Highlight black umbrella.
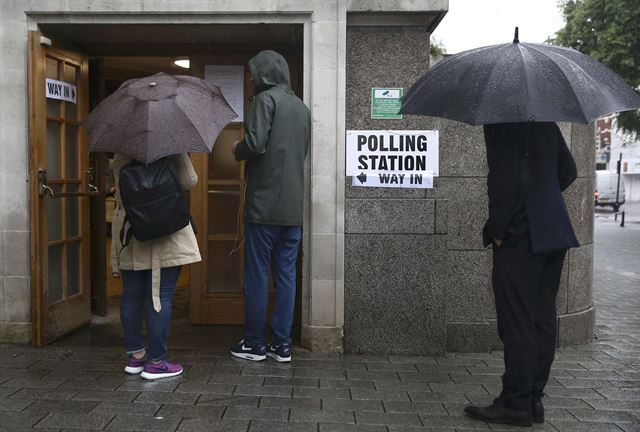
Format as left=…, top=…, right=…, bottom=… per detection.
left=401, top=28, right=640, bottom=125
left=86, top=72, right=236, bottom=164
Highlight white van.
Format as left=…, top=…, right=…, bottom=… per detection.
left=595, top=170, right=626, bottom=211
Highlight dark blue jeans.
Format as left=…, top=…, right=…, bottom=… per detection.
left=120, top=266, right=181, bottom=361
left=243, top=223, right=301, bottom=347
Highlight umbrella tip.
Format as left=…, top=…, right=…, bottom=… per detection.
left=513, top=27, right=519, bottom=43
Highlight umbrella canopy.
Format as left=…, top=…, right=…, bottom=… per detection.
left=86, top=72, right=236, bottom=164
left=401, top=28, right=640, bottom=125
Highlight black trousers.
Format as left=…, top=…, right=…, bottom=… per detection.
left=492, top=232, right=567, bottom=412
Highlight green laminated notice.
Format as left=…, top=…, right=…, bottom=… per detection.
left=371, top=87, right=403, bottom=119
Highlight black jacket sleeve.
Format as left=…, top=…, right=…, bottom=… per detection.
left=557, top=129, right=577, bottom=192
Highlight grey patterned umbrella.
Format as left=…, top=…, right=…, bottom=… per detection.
left=401, top=28, right=640, bottom=125
left=86, top=72, right=236, bottom=164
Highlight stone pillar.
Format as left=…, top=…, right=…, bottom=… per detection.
left=557, top=123, right=596, bottom=346
left=0, top=4, right=31, bottom=343
left=300, top=1, right=347, bottom=352
left=344, top=23, right=448, bottom=355
left=426, top=121, right=495, bottom=352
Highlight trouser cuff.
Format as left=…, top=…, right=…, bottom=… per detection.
left=501, top=395, right=533, bottom=413
left=150, top=355, right=167, bottom=362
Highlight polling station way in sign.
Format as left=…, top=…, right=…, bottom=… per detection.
left=346, top=130, right=439, bottom=189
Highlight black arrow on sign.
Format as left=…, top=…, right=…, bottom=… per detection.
left=357, top=172, right=367, bottom=184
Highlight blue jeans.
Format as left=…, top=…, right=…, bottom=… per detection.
left=120, top=266, right=181, bottom=361
left=243, top=223, right=301, bottom=347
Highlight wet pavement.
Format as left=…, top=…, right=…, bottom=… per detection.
left=0, top=216, right=638, bottom=431
left=597, top=202, right=640, bottom=224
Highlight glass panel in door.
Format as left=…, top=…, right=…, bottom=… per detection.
left=48, top=245, right=63, bottom=303
left=46, top=57, right=60, bottom=117
left=63, top=63, right=78, bottom=120
left=67, top=242, right=80, bottom=297
left=207, top=240, right=242, bottom=293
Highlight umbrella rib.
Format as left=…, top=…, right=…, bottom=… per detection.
left=524, top=44, right=589, bottom=124
left=174, top=98, right=216, bottom=151
left=402, top=45, right=498, bottom=110
left=517, top=43, right=532, bottom=123
left=472, top=45, right=514, bottom=125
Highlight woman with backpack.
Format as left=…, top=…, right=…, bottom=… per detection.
left=110, top=153, right=201, bottom=380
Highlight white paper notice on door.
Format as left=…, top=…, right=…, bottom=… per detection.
left=204, top=65, right=244, bottom=122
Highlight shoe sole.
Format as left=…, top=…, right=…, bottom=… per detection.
left=464, top=411, right=532, bottom=427
left=533, top=417, right=544, bottom=424
left=230, top=350, right=266, bottom=361
left=124, top=366, right=144, bottom=374
left=266, top=352, right=291, bottom=363
left=140, top=369, right=183, bottom=380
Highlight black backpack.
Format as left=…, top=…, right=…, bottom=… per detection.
left=118, top=157, right=192, bottom=245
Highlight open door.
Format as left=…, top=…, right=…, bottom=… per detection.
left=29, top=31, right=95, bottom=346
left=189, top=57, right=262, bottom=324
left=190, top=123, right=252, bottom=324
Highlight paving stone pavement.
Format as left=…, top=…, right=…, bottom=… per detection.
left=1, top=218, right=638, bottom=431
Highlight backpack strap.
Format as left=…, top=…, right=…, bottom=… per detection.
left=189, top=216, right=198, bottom=235
left=119, top=213, right=134, bottom=248
left=115, top=213, right=133, bottom=271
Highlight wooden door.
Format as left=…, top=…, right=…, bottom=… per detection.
left=28, top=32, right=94, bottom=346
left=189, top=56, right=268, bottom=325
left=190, top=124, right=254, bottom=324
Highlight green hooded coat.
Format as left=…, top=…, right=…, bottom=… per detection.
left=235, top=50, right=311, bottom=226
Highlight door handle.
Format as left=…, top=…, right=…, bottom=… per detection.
left=208, top=190, right=240, bottom=196
left=48, top=190, right=100, bottom=198
left=38, top=169, right=54, bottom=197
left=38, top=168, right=100, bottom=199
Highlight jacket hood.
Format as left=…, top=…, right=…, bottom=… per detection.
left=248, top=50, right=293, bottom=95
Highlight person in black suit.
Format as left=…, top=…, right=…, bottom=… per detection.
left=465, top=122, right=579, bottom=427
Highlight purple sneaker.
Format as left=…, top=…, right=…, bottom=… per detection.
left=124, top=354, right=148, bottom=375
left=140, top=360, right=183, bottom=380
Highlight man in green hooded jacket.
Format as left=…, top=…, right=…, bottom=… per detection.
left=230, top=50, right=310, bottom=362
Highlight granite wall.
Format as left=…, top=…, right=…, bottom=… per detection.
left=344, top=26, right=448, bottom=355
left=344, top=25, right=595, bottom=354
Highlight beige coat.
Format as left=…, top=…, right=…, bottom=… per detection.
left=110, top=153, right=201, bottom=310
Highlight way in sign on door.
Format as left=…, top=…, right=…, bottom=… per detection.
left=45, top=78, right=77, bottom=103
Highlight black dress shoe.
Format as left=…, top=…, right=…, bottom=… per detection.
left=532, top=398, right=544, bottom=423
left=464, top=399, right=533, bottom=427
